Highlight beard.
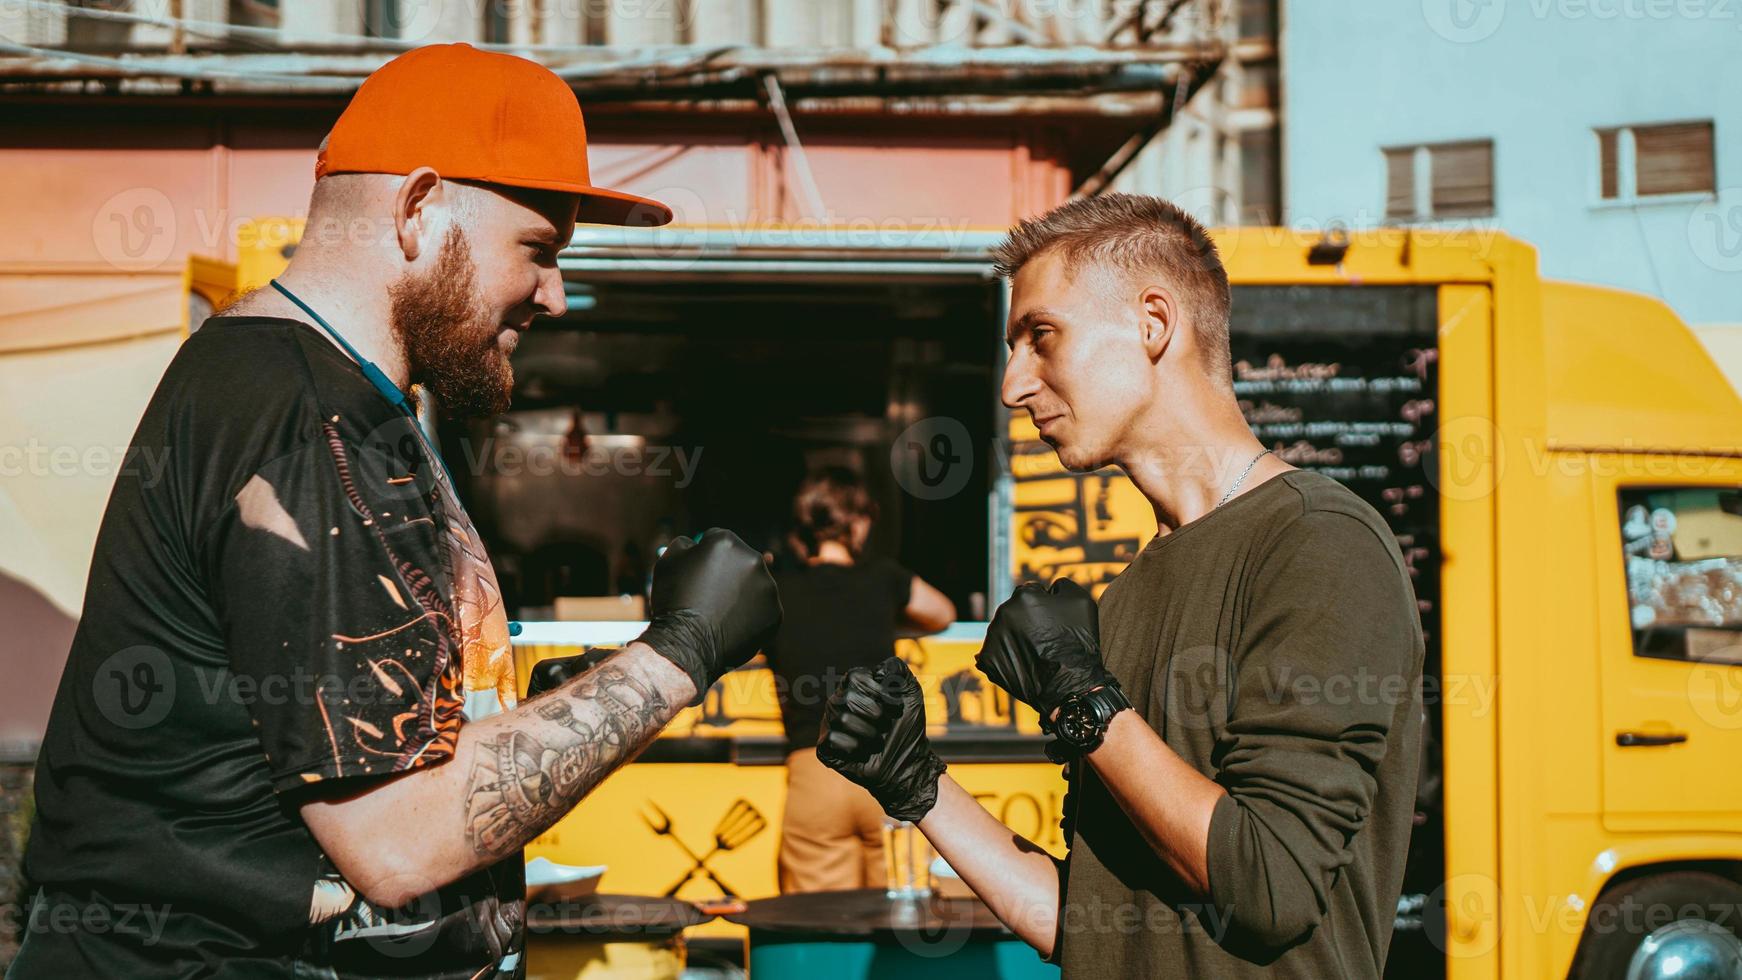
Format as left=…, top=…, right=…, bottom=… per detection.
left=388, top=226, right=513, bottom=419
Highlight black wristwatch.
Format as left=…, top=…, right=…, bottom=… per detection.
left=1049, top=683, right=1132, bottom=759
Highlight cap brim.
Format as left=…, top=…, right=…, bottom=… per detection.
left=480, top=175, right=673, bottom=227
left=577, top=184, right=674, bottom=227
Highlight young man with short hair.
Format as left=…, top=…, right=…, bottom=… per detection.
left=818, top=194, right=1424, bottom=978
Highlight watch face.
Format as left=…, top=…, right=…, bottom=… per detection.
left=1058, top=700, right=1096, bottom=745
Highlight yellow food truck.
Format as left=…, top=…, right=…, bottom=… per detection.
left=227, top=221, right=1742, bottom=979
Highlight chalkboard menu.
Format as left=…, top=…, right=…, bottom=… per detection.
left=1230, top=285, right=1445, bottom=978
left=1229, top=285, right=1440, bottom=660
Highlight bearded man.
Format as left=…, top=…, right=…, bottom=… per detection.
left=14, top=44, right=782, bottom=979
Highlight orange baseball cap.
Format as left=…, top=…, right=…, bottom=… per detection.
left=315, top=43, right=672, bottom=227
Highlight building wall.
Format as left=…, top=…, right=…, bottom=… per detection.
left=1283, top=1, right=1742, bottom=325
left=10, top=0, right=1210, bottom=51
left=1112, top=39, right=1280, bottom=226
left=1105, top=0, right=1280, bottom=224
left=0, top=110, right=1073, bottom=276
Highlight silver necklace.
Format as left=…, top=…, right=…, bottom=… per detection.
left=1217, top=449, right=1273, bottom=508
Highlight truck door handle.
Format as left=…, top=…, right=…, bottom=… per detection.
left=1615, top=731, right=1688, bottom=747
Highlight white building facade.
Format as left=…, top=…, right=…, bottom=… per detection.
left=1283, top=0, right=1741, bottom=325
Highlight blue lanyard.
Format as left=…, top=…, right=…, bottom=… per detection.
left=271, top=279, right=410, bottom=412
left=269, top=278, right=456, bottom=488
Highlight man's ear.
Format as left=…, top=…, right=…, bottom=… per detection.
left=393, top=167, right=444, bottom=262
left=1138, top=283, right=1178, bottom=362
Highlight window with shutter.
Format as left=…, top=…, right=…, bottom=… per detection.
left=66, top=0, right=134, bottom=49
left=1597, top=129, right=1621, bottom=200
left=1593, top=121, right=1715, bottom=203
left=1384, top=141, right=1493, bottom=220
left=1239, top=127, right=1279, bottom=225
left=1385, top=147, right=1417, bottom=220
left=483, top=1, right=510, bottom=43
left=1635, top=122, right=1715, bottom=197
left=364, top=0, right=400, bottom=39
left=1429, top=141, right=1495, bottom=218
left=1239, top=0, right=1277, bottom=40
left=228, top=0, right=279, bottom=30
left=1235, top=63, right=1277, bottom=110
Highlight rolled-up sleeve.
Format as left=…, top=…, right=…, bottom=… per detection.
left=1205, top=510, right=1418, bottom=949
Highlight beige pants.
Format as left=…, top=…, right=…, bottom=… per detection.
left=777, top=747, right=889, bottom=894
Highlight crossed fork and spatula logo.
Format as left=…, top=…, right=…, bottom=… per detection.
left=641, top=798, right=768, bottom=898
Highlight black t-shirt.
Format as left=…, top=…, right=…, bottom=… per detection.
left=15, top=316, right=525, bottom=978
left=764, top=558, right=915, bottom=752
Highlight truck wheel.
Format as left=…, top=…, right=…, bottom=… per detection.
left=1570, top=871, right=1742, bottom=980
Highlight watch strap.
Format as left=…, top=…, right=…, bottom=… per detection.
left=1049, top=683, right=1131, bottom=761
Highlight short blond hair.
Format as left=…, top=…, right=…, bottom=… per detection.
left=992, top=193, right=1232, bottom=383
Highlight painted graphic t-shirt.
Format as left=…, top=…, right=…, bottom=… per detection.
left=17, top=316, right=523, bottom=978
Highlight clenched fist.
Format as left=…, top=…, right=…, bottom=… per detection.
left=816, top=657, right=946, bottom=823
left=636, top=528, right=783, bottom=705
left=974, top=579, right=1116, bottom=728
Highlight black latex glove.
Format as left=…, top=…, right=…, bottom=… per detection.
left=816, top=656, right=947, bottom=823
left=636, top=528, right=783, bottom=706
left=974, top=579, right=1117, bottom=730
left=525, top=648, right=618, bottom=697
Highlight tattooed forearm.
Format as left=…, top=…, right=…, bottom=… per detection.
left=463, top=660, right=673, bottom=859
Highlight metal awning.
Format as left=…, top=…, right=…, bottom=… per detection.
left=558, top=225, right=1005, bottom=282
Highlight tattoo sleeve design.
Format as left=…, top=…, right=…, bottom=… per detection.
left=463, top=663, right=670, bottom=858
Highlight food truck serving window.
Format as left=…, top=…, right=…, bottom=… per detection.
left=445, top=273, right=1004, bottom=622
left=1620, top=486, right=1742, bottom=664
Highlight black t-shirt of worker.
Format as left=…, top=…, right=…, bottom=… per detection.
left=765, top=558, right=915, bottom=752
left=16, top=316, right=525, bottom=979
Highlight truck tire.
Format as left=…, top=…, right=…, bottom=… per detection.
left=1570, top=870, right=1742, bottom=980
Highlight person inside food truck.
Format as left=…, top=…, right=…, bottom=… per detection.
left=13, top=44, right=782, bottom=979
left=816, top=194, right=1426, bottom=978
left=763, top=466, right=956, bottom=893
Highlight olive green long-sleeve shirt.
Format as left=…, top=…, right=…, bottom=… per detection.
left=1054, top=470, right=1425, bottom=978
